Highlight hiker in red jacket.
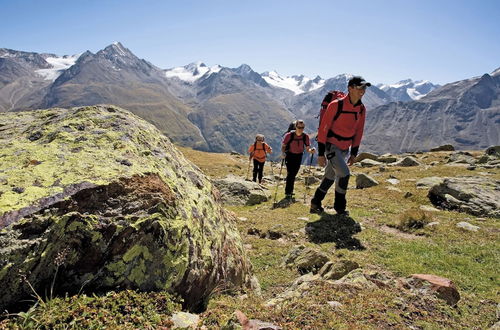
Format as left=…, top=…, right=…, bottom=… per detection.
left=310, top=76, right=370, bottom=215
left=281, top=120, right=315, bottom=201
left=248, top=134, right=272, bottom=183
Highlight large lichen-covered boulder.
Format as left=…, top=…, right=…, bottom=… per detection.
left=428, top=176, right=500, bottom=218
left=0, top=105, right=254, bottom=312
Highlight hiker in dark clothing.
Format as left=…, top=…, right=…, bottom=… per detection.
left=281, top=120, right=315, bottom=201
left=248, top=134, right=272, bottom=183
left=310, top=76, right=370, bottom=215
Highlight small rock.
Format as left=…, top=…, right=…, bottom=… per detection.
left=430, top=144, right=455, bottom=152
left=456, top=221, right=480, bottom=232
left=238, top=217, right=248, bottom=221
left=297, top=217, right=309, bottom=221
left=28, top=131, right=42, bottom=141
left=319, top=260, right=359, bottom=280
left=360, top=159, right=383, bottom=167
left=386, top=178, right=400, bottom=185
left=327, top=301, right=343, bottom=309
left=119, top=159, right=133, bottom=166
left=419, top=205, right=440, bottom=212
left=355, top=152, right=379, bottom=162
left=356, top=173, right=379, bottom=189
left=171, top=311, right=199, bottom=329
left=404, top=192, right=413, bottom=198
left=395, top=156, right=421, bottom=167
left=410, top=274, right=460, bottom=306
left=425, top=221, right=440, bottom=227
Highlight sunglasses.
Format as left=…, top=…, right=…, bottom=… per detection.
left=256, top=138, right=264, bottom=141
left=296, top=126, right=305, bottom=129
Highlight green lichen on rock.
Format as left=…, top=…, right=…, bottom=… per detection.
left=0, top=105, right=254, bottom=312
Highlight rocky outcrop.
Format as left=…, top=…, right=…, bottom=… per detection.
left=428, top=176, right=500, bottom=218
left=430, top=144, right=455, bottom=152
left=356, top=173, right=379, bottom=189
left=213, top=175, right=269, bottom=205
left=407, top=274, right=460, bottom=306
left=0, top=105, right=254, bottom=312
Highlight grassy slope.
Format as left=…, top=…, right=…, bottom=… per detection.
left=180, top=148, right=499, bottom=329
left=1, top=148, right=498, bottom=329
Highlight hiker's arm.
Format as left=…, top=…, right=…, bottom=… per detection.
left=267, top=144, right=272, bottom=154
left=350, top=110, right=366, bottom=158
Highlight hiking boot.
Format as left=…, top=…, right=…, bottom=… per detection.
left=310, top=202, right=324, bottom=214
left=336, top=210, right=350, bottom=217
left=285, top=194, right=296, bottom=202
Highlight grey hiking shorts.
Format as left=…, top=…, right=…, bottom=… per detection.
left=324, top=143, right=350, bottom=193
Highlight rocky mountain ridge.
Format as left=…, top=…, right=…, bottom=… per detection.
left=1, top=42, right=498, bottom=155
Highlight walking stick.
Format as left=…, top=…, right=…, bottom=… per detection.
left=272, top=158, right=285, bottom=208
left=245, top=156, right=252, bottom=181
left=303, top=152, right=315, bottom=203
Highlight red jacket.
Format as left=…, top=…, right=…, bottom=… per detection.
left=317, top=95, right=365, bottom=153
left=249, top=142, right=272, bottom=162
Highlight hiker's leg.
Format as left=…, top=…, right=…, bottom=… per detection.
left=258, top=161, right=264, bottom=183
left=252, top=159, right=259, bottom=182
left=285, top=153, right=301, bottom=195
left=328, top=148, right=350, bottom=213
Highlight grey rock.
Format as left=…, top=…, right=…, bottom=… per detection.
left=355, top=152, right=379, bottom=162
left=430, top=144, right=455, bottom=152
left=335, top=269, right=376, bottom=289
left=171, top=312, right=200, bottom=329
left=416, top=177, right=446, bottom=189
left=319, top=260, right=359, bottom=280
left=356, top=173, right=379, bottom=189
left=456, top=221, right=480, bottom=232
left=213, top=175, right=269, bottom=206
left=283, top=245, right=330, bottom=274
left=394, top=156, right=421, bottom=167
left=360, top=159, right=383, bottom=167
left=428, top=176, right=500, bottom=217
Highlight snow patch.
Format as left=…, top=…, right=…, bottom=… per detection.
left=261, top=70, right=324, bottom=94
left=35, top=54, right=80, bottom=81
left=165, top=62, right=222, bottom=82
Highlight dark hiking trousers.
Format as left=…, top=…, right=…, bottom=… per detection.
left=285, top=152, right=303, bottom=195
left=253, top=159, right=265, bottom=183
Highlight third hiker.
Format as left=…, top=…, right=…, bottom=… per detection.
left=248, top=134, right=272, bottom=183
left=310, top=76, right=370, bottom=215
left=281, top=120, right=315, bottom=201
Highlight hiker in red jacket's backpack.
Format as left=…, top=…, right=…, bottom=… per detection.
left=310, top=76, right=371, bottom=215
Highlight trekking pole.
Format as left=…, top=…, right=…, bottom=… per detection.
left=303, top=151, right=315, bottom=203
left=272, top=158, right=285, bottom=208
left=245, top=156, right=252, bottom=181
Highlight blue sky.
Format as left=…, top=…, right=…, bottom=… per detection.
left=1, top=0, right=499, bottom=85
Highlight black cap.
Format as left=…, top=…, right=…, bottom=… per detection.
left=348, top=76, right=371, bottom=87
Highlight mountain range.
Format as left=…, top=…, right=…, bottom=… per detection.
left=1, top=42, right=497, bottom=154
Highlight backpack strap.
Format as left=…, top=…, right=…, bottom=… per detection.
left=333, top=99, right=344, bottom=122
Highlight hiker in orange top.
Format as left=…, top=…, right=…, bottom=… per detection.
left=248, top=134, right=272, bottom=183
left=310, top=76, right=370, bottom=215
left=281, top=120, right=315, bottom=201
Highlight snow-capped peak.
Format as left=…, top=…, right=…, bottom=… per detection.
left=378, top=79, right=439, bottom=101
left=164, top=61, right=221, bottom=82
left=35, top=54, right=80, bottom=81
left=261, top=70, right=324, bottom=95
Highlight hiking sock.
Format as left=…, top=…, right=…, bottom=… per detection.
left=334, top=191, right=347, bottom=214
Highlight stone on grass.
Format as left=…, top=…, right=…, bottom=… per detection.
left=456, top=221, right=480, bottom=232
left=430, top=144, right=455, bottom=152
left=360, top=159, right=383, bottom=167
left=356, top=173, right=379, bottom=189
left=394, top=156, right=421, bottom=167
left=335, top=269, right=376, bottom=289
left=283, top=245, right=330, bottom=274
left=416, top=177, right=446, bottom=189
left=171, top=312, right=199, bottom=329
left=355, top=152, right=379, bottom=162
left=213, top=175, right=269, bottom=206
left=319, top=260, right=360, bottom=280
left=428, top=176, right=500, bottom=218
left=409, top=274, right=460, bottom=306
